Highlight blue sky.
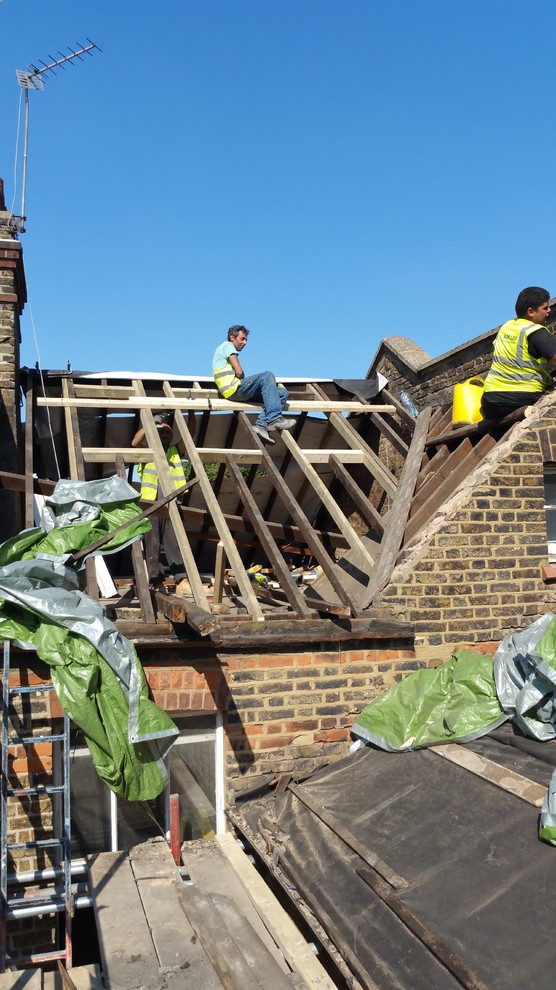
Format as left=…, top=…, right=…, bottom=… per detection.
left=1, top=0, right=555, bottom=380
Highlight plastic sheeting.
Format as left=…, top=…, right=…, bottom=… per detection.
left=492, top=611, right=556, bottom=846
left=352, top=649, right=508, bottom=751
left=352, top=613, right=556, bottom=846
left=0, top=477, right=177, bottom=801
left=0, top=475, right=151, bottom=567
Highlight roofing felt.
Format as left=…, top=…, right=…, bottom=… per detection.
left=234, top=726, right=556, bottom=990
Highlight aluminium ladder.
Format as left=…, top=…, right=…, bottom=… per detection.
left=1, top=640, right=73, bottom=972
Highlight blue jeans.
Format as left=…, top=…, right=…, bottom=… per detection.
left=232, top=372, right=288, bottom=428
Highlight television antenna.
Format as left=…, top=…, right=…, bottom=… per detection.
left=14, top=40, right=101, bottom=232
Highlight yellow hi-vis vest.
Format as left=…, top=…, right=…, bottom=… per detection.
left=138, top=446, right=186, bottom=501
left=213, top=352, right=241, bottom=398
left=483, top=318, right=553, bottom=395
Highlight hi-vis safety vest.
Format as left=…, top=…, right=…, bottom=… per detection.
left=138, top=446, right=187, bottom=501
left=483, top=318, right=553, bottom=395
left=213, top=353, right=241, bottom=398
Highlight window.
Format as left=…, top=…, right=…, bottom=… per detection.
left=67, top=712, right=224, bottom=855
left=543, top=465, right=556, bottom=562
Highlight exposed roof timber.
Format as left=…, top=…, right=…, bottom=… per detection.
left=37, top=395, right=393, bottom=414
left=23, top=372, right=416, bottom=637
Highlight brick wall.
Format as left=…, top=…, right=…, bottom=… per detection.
left=0, top=185, right=27, bottom=541
left=374, top=410, right=556, bottom=659
left=145, top=638, right=419, bottom=800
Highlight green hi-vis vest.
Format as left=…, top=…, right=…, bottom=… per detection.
left=483, top=318, right=553, bottom=395
left=213, top=356, right=241, bottom=398
left=138, top=446, right=186, bottom=501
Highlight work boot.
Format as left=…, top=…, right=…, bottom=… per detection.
left=176, top=578, right=191, bottom=597
left=268, top=416, right=296, bottom=431
left=253, top=423, right=276, bottom=444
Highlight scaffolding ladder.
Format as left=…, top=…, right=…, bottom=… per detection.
left=1, top=640, right=73, bottom=972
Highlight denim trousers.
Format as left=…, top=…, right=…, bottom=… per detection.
left=232, top=371, right=288, bottom=428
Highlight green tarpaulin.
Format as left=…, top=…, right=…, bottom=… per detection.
left=0, top=476, right=177, bottom=801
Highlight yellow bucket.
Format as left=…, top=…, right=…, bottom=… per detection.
left=452, top=377, right=484, bottom=427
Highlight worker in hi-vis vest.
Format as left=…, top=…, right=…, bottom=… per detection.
left=131, top=412, right=195, bottom=591
left=212, top=324, right=296, bottom=445
left=481, top=287, right=556, bottom=421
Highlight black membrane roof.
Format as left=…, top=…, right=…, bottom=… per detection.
left=238, top=725, right=556, bottom=990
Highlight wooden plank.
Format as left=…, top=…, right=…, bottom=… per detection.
left=367, top=409, right=409, bottom=457
left=87, top=851, right=161, bottom=990
left=154, top=591, right=187, bottom=623
left=227, top=810, right=378, bottom=990
left=81, top=447, right=366, bottom=465
left=0, top=471, right=349, bottom=552
left=308, top=384, right=398, bottom=497
left=213, top=541, right=226, bottom=604
left=0, top=470, right=57, bottom=495
left=183, top=838, right=288, bottom=971
left=328, top=454, right=384, bottom=536
left=330, top=417, right=398, bottom=496
left=24, top=377, right=35, bottom=528
left=38, top=394, right=395, bottom=414
left=225, top=454, right=314, bottom=617
left=260, top=584, right=350, bottom=617
left=132, top=381, right=209, bottom=609
left=114, top=453, right=156, bottom=624
left=185, top=602, right=222, bottom=637
left=128, top=842, right=223, bottom=990
left=210, top=614, right=414, bottom=647
left=412, top=435, right=475, bottom=507
left=177, top=886, right=266, bottom=990
left=217, top=831, right=338, bottom=990
left=62, top=378, right=99, bottom=601
left=68, top=480, right=195, bottom=563
left=360, top=406, right=432, bottom=607
left=429, top=745, right=546, bottom=807
left=425, top=406, right=525, bottom=448
left=404, top=432, right=496, bottom=546
left=163, top=382, right=264, bottom=621
left=288, top=782, right=408, bottom=890
left=238, top=412, right=359, bottom=614
left=280, top=430, right=377, bottom=574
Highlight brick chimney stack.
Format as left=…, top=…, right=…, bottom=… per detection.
left=0, top=176, right=27, bottom=540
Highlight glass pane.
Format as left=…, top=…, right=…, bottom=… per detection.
left=547, top=508, right=556, bottom=544
left=70, top=753, right=111, bottom=855
left=544, top=468, right=556, bottom=507
left=169, top=741, right=216, bottom=840
left=116, top=794, right=165, bottom=850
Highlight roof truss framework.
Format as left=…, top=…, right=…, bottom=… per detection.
left=14, top=370, right=534, bottom=643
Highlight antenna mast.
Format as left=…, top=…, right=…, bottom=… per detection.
left=15, top=40, right=101, bottom=232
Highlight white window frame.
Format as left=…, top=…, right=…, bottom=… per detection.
left=543, top=465, right=556, bottom=562
left=67, top=710, right=224, bottom=853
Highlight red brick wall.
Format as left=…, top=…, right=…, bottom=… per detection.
left=144, top=639, right=419, bottom=799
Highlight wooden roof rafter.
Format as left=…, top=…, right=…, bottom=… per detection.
left=22, top=370, right=419, bottom=643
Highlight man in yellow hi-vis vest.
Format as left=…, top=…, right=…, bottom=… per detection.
left=481, top=287, right=556, bottom=421
left=212, top=325, right=296, bottom=444
left=131, top=413, right=195, bottom=589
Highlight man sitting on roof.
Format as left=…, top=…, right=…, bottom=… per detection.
left=212, top=324, right=296, bottom=444
left=131, top=412, right=195, bottom=592
left=481, top=287, right=556, bottom=421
